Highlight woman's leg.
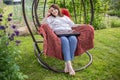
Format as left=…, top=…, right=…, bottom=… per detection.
left=60, top=36, right=71, bottom=61
left=60, top=36, right=71, bottom=73
left=68, top=36, right=77, bottom=60
left=67, top=36, right=77, bottom=75
left=60, top=36, right=76, bottom=75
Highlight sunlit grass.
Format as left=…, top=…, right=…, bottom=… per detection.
left=16, top=27, right=120, bottom=80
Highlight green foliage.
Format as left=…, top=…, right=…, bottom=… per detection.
left=92, top=14, right=104, bottom=30
left=0, top=38, right=27, bottom=80
left=0, top=8, right=27, bottom=80
left=111, top=17, right=120, bottom=28
left=110, top=0, right=120, bottom=10
left=48, top=0, right=110, bottom=29
left=108, top=0, right=120, bottom=17
left=0, top=8, right=3, bottom=13
left=107, top=10, right=120, bottom=17
left=92, top=0, right=109, bottom=29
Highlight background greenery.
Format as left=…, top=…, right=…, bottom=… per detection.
left=1, top=0, right=120, bottom=80
left=2, top=0, right=120, bottom=30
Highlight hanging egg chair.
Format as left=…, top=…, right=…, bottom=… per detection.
left=22, top=0, right=94, bottom=73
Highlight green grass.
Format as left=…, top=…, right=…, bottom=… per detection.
left=16, top=27, right=120, bottom=80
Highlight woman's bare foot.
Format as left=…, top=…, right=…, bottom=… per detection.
left=64, top=62, right=69, bottom=73
left=64, top=67, right=69, bottom=73
left=66, top=61, right=75, bottom=75
left=68, top=66, right=75, bottom=76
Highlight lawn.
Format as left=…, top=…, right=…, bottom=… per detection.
left=1, top=2, right=120, bottom=80
left=16, top=27, right=120, bottom=80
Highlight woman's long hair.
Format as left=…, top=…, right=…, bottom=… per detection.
left=49, top=4, right=63, bottom=17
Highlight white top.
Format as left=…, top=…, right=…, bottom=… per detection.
left=46, top=15, right=74, bottom=31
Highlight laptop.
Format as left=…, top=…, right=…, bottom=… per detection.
left=54, top=30, right=80, bottom=37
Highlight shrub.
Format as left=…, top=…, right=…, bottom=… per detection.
left=92, top=14, right=107, bottom=30
left=0, top=9, right=27, bottom=80
left=111, top=18, right=120, bottom=28
left=108, top=10, right=120, bottom=17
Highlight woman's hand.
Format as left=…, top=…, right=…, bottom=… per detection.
left=42, top=9, right=52, bottom=24
left=45, top=11, right=51, bottom=17
left=45, top=8, right=53, bottom=17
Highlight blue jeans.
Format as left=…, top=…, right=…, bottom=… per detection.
left=60, top=36, right=77, bottom=62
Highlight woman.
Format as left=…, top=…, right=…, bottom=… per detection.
left=42, top=4, right=78, bottom=75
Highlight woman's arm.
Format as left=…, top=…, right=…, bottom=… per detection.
left=41, top=13, right=50, bottom=24
left=64, top=16, right=82, bottom=27
left=64, top=16, right=75, bottom=27
left=41, top=9, right=52, bottom=24
left=72, top=24, right=82, bottom=27
left=41, top=16, right=48, bottom=24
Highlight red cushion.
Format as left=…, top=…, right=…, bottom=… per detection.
left=61, top=8, right=71, bottom=18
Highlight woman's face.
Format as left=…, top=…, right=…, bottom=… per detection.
left=50, top=7, right=58, bottom=17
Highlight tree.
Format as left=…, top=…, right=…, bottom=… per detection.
left=110, top=0, right=120, bottom=10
